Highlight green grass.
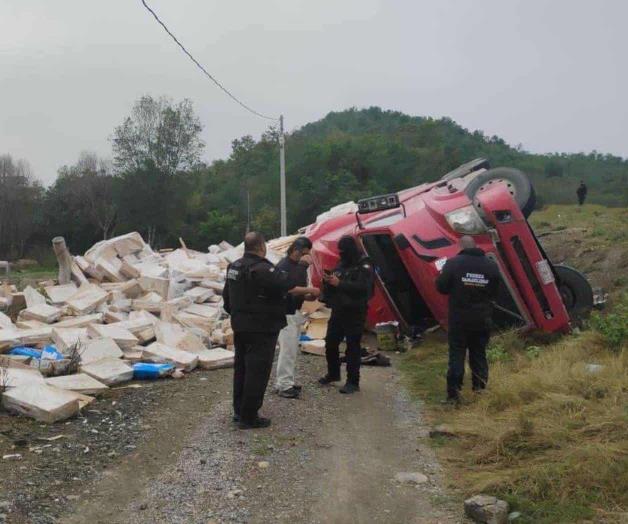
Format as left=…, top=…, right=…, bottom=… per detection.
left=4, top=266, right=57, bottom=290
left=530, top=204, right=628, bottom=247
left=400, top=326, right=628, bottom=523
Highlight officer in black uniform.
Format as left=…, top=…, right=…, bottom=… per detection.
left=223, top=232, right=319, bottom=429
left=319, top=235, right=374, bottom=394
left=436, top=236, right=499, bottom=402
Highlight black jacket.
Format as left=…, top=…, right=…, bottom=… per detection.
left=276, top=256, right=308, bottom=315
left=322, top=256, right=374, bottom=315
left=436, top=248, right=500, bottom=330
left=223, top=253, right=293, bottom=333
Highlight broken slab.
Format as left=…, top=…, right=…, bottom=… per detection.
left=45, top=373, right=109, bottom=395
left=79, top=337, right=123, bottom=365
left=138, top=276, right=169, bottom=299
left=193, top=348, right=234, bottom=370
left=120, top=260, right=140, bottom=279
left=23, top=286, right=46, bottom=308
left=55, top=313, right=103, bottom=328
left=20, top=304, right=62, bottom=324
left=44, top=283, right=78, bottom=305
left=184, top=304, right=221, bottom=320
left=15, top=319, right=49, bottom=330
left=0, top=366, right=46, bottom=388
left=51, top=328, right=89, bottom=355
left=80, top=357, right=134, bottom=386
left=95, top=256, right=124, bottom=283
left=301, top=339, right=326, bottom=356
left=184, top=287, right=214, bottom=304
left=142, top=342, right=198, bottom=372
left=87, top=324, right=138, bottom=350
left=1, top=384, right=83, bottom=423
left=66, top=284, right=108, bottom=315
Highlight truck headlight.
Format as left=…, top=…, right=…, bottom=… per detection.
left=445, top=205, right=487, bottom=234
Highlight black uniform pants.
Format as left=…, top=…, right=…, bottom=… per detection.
left=233, top=331, right=278, bottom=423
left=447, top=326, right=490, bottom=399
left=325, top=312, right=363, bottom=385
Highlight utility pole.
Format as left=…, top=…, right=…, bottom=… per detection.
left=246, top=188, right=251, bottom=233
left=279, top=114, right=287, bottom=237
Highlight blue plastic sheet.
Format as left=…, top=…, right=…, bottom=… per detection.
left=8, top=347, right=42, bottom=359
left=299, top=334, right=312, bottom=342
left=133, top=362, right=175, bottom=380
left=41, top=345, right=64, bottom=360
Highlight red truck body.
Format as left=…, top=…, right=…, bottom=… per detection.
left=304, top=162, right=587, bottom=334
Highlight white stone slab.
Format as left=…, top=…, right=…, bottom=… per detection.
left=1, top=384, right=82, bottom=423
left=80, top=358, right=134, bottom=385
left=142, top=342, right=198, bottom=372
left=45, top=373, right=109, bottom=395
left=80, top=337, right=123, bottom=365
left=44, top=283, right=78, bottom=304
left=51, top=328, right=90, bottom=354
left=20, top=304, right=62, bottom=324
left=87, top=324, right=138, bottom=350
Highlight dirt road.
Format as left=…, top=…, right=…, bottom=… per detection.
left=56, top=352, right=461, bottom=524
left=2, top=350, right=463, bottom=523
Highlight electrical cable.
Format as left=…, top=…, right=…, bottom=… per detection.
left=140, top=0, right=278, bottom=121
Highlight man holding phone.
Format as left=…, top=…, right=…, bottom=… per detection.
left=274, top=237, right=315, bottom=399
left=319, top=235, right=374, bottom=394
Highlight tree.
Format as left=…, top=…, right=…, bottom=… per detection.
left=113, top=161, right=194, bottom=247
left=0, top=155, right=44, bottom=258
left=68, top=152, right=117, bottom=239
left=112, top=95, right=204, bottom=175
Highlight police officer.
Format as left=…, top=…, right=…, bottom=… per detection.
left=319, top=235, right=374, bottom=394
left=436, top=236, right=499, bottom=402
left=223, top=232, right=319, bottom=429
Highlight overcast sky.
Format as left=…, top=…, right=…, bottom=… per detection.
left=2, top=0, right=627, bottom=184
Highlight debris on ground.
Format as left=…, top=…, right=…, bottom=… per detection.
left=0, top=231, right=299, bottom=423
left=464, top=494, right=510, bottom=524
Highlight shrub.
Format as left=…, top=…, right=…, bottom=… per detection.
left=590, top=295, right=628, bottom=351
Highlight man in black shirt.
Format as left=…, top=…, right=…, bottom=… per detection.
left=223, top=232, right=319, bottom=429
left=576, top=181, right=588, bottom=206
left=436, top=236, right=499, bottom=402
left=319, top=236, right=374, bottom=394
left=274, top=237, right=314, bottom=399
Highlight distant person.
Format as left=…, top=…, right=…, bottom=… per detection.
left=577, top=181, right=588, bottom=206
left=274, top=237, right=315, bottom=399
left=223, top=232, right=319, bottom=429
left=436, top=236, right=499, bottom=403
left=319, top=236, right=373, bottom=394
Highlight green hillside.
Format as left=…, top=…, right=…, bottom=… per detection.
left=2, top=105, right=627, bottom=260
left=199, top=107, right=627, bottom=246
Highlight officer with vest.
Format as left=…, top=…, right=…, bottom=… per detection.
left=223, top=232, right=319, bottom=429
left=436, top=236, right=499, bottom=402
left=319, top=235, right=374, bottom=394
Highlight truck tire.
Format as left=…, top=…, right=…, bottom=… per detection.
left=441, top=158, right=490, bottom=182
left=554, top=265, right=593, bottom=320
left=465, top=167, right=536, bottom=218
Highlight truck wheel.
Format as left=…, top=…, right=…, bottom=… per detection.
left=554, top=265, right=593, bottom=320
left=441, top=158, right=490, bottom=182
left=465, top=167, right=536, bottom=218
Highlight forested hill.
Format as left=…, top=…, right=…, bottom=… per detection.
left=2, top=104, right=627, bottom=259
left=201, top=107, right=627, bottom=243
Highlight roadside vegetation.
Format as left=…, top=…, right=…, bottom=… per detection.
left=2, top=105, right=627, bottom=263
left=402, top=205, right=628, bottom=523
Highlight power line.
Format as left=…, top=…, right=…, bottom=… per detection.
left=139, top=0, right=278, bottom=121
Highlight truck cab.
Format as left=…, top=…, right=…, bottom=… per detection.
left=305, top=159, right=593, bottom=334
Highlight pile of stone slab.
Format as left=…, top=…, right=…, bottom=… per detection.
left=0, top=232, right=295, bottom=424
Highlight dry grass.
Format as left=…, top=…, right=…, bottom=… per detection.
left=402, top=329, right=628, bottom=522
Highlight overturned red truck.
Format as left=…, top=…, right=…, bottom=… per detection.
left=305, top=159, right=593, bottom=334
